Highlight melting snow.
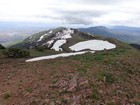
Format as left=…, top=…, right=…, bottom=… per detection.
left=47, top=40, right=54, bottom=45
left=69, top=40, right=116, bottom=51
left=51, top=40, right=66, bottom=51
left=26, top=51, right=95, bottom=62
left=37, top=33, right=48, bottom=42
left=49, top=30, right=52, bottom=34
left=53, top=28, right=73, bottom=39
left=29, top=36, right=32, bottom=39
left=61, top=34, right=72, bottom=39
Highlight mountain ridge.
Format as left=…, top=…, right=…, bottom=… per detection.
left=12, top=27, right=119, bottom=52
left=79, top=26, right=140, bottom=44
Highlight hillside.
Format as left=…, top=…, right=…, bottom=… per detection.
left=12, top=27, right=118, bottom=53
left=0, top=27, right=140, bottom=105
left=0, top=43, right=140, bottom=104
left=79, top=26, right=140, bottom=44
left=130, top=44, right=140, bottom=50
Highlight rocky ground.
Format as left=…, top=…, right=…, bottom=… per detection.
left=0, top=47, right=140, bottom=105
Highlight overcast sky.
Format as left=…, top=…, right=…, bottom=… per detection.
left=0, top=0, right=140, bottom=27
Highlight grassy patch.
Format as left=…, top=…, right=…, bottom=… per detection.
left=52, top=79, right=58, bottom=84
left=137, top=92, right=140, bottom=98
left=61, top=97, right=68, bottom=104
left=29, top=49, right=60, bottom=57
left=133, top=101, right=140, bottom=105
left=90, top=88, right=99, bottom=99
left=99, top=70, right=116, bottom=84
left=94, top=53, right=104, bottom=61
left=77, top=67, right=87, bottom=75
left=26, top=87, right=33, bottom=93
left=108, top=101, right=115, bottom=105
left=3, top=92, right=11, bottom=99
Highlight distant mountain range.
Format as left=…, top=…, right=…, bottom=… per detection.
left=79, top=26, right=140, bottom=44
left=1, top=24, right=140, bottom=47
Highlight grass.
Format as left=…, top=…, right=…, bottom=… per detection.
left=108, top=101, right=115, bottom=105
left=94, top=53, right=104, bottom=61
left=29, top=49, right=60, bottom=57
left=133, top=101, right=140, bottom=105
left=61, top=97, right=68, bottom=104
left=90, top=88, right=99, bottom=99
left=77, top=66, right=87, bottom=75
left=3, top=92, right=11, bottom=100
left=52, top=79, right=58, bottom=84
left=26, top=87, right=33, bottom=93
left=0, top=42, right=140, bottom=104
left=137, top=92, right=140, bottom=98
left=99, top=70, right=116, bottom=84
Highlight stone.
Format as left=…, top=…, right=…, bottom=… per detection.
left=67, top=75, right=78, bottom=92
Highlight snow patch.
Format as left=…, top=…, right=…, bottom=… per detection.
left=26, top=51, right=95, bottom=62
left=49, top=30, right=52, bottom=34
left=46, top=40, right=54, bottom=47
left=51, top=40, right=66, bottom=51
left=37, top=33, right=48, bottom=42
left=53, top=28, right=73, bottom=40
left=29, top=36, right=32, bottom=39
left=69, top=40, right=116, bottom=51
left=47, top=40, right=54, bottom=45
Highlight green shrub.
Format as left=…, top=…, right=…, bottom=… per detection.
left=90, top=88, right=99, bottom=99
left=3, top=48, right=30, bottom=58
left=0, top=44, right=5, bottom=49
left=35, top=46, right=44, bottom=52
left=3, top=92, right=11, bottom=99
left=99, top=70, right=115, bottom=84
left=109, top=101, right=115, bottom=105
left=26, top=87, right=33, bottom=93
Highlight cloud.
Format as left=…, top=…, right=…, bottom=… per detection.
left=70, top=0, right=122, bottom=4
left=36, top=9, right=108, bottom=25
left=63, top=16, right=92, bottom=25
left=0, top=0, right=140, bottom=26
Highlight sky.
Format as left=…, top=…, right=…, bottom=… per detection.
left=0, top=0, right=140, bottom=27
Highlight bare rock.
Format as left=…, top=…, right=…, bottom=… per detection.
left=71, top=95, right=81, bottom=105
left=78, top=80, right=89, bottom=89
left=67, top=75, right=78, bottom=92
left=50, top=101, right=55, bottom=105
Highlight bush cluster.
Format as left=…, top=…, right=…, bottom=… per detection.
left=35, top=46, right=44, bottom=52
left=3, top=48, right=30, bottom=58
left=0, top=44, right=5, bottom=49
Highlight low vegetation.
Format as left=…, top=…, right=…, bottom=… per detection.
left=3, top=92, right=11, bottom=100
left=99, top=70, right=116, bottom=84
left=0, top=45, right=140, bottom=104
left=0, top=44, right=5, bottom=49
left=3, top=48, right=30, bottom=58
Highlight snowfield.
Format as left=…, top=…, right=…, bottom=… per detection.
left=25, top=28, right=117, bottom=62
left=69, top=40, right=116, bottom=51
left=26, top=51, right=95, bottom=62
left=41, top=28, right=74, bottom=50
left=51, top=40, right=66, bottom=51
left=53, top=28, right=73, bottom=40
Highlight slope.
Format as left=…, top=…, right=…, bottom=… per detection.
left=0, top=43, right=140, bottom=105
left=11, top=27, right=118, bottom=52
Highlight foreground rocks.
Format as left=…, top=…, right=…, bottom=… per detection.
left=43, top=73, right=93, bottom=105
